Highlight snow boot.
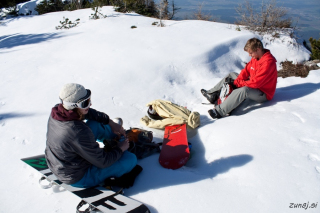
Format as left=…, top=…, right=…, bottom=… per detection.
left=201, top=89, right=219, bottom=104
left=112, top=117, right=123, bottom=126
left=104, top=165, right=143, bottom=189
left=208, top=109, right=222, bottom=119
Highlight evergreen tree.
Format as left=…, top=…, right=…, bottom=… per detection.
left=35, top=0, right=67, bottom=15
left=112, top=0, right=158, bottom=17
left=309, top=36, right=320, bottom=60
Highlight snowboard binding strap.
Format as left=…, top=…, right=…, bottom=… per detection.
left=76, top=200, right=101, bottom=213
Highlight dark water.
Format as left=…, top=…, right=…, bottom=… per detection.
left=171, top=0, right=320, bottom=44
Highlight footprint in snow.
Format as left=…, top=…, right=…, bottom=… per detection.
left=316, top=166, right=320, bottom=174
left=111, top=97, right=123, bottom=106
left=299, top=138, right=320, bottom=148
left=21, top=139, right=29, bottom=145
left=291, top=112, right=305, bottom=123
left=13, top=137, right=30, bottom=145
left=131, top=103, right=144, bottom=112
left=308, top=154, right=320, bottom=162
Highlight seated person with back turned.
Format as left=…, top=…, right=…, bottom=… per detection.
left=45, top=83, right=141, bottom=189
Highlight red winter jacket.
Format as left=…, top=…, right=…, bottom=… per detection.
left=234, top=49, right=277, bottom=100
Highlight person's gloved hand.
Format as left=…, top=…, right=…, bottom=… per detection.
left=225, top=77, right=237, bottom=89
left=225, top=77, right=234, bottom=84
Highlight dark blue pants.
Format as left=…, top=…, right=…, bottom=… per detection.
left=71, top=120, right=137, bottom=188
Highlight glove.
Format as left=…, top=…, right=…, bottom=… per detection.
left=225, top=77, right=234, bottom=84
left=225, top=77, right=237, bottom=89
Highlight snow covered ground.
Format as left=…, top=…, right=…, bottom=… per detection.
left=0, top=6, right=319, bottom=213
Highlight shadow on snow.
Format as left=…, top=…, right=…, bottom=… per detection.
left=126, top=82, right=320, bottom=206
left=0, top=112, right=33, bottom=120
left=126, top=127, right=253, bottom=210
left=205, top=36, right=251, bottom=77
left=231, top=82, right=320, bottom=116
left=0, top=33, right=64, bottom=49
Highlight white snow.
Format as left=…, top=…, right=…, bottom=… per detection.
left=0, top=5, right=319, bottom=213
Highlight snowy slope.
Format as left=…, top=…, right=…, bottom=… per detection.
left=0, top=6, right=319, bottom=213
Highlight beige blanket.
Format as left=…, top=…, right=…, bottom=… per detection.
left=140, top=99, right=200, bottom=129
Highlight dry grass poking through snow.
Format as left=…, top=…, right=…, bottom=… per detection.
left=278, top=60, right=320, bottom=78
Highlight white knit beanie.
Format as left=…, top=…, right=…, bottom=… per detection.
left=59, top=83, right=90, bottom=110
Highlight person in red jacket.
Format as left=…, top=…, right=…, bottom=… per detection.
left=201, top=38, right=278, bottom=119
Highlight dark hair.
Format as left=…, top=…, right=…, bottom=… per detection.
left=74, top=108, right=86, bottom=120
left=244, top=38, right=264, bottom=51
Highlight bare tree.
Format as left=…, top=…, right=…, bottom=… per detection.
left=167, top=0, right=180, bottom=20
left=235, top=0, right=293, bottom=34
left=157, top=0, right=168, bottom=27
left=194, top=2, right=213, bottom=21
left=156, top=0, right=180, bottom=26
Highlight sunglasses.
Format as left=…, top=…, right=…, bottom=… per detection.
left=62, top=96, right=91, bottom=109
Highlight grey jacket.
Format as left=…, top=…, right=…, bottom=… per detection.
left=45, top=107, right=123, bottom=184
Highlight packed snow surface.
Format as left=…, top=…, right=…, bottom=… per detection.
left=0, top=6, right=319, bottom=213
